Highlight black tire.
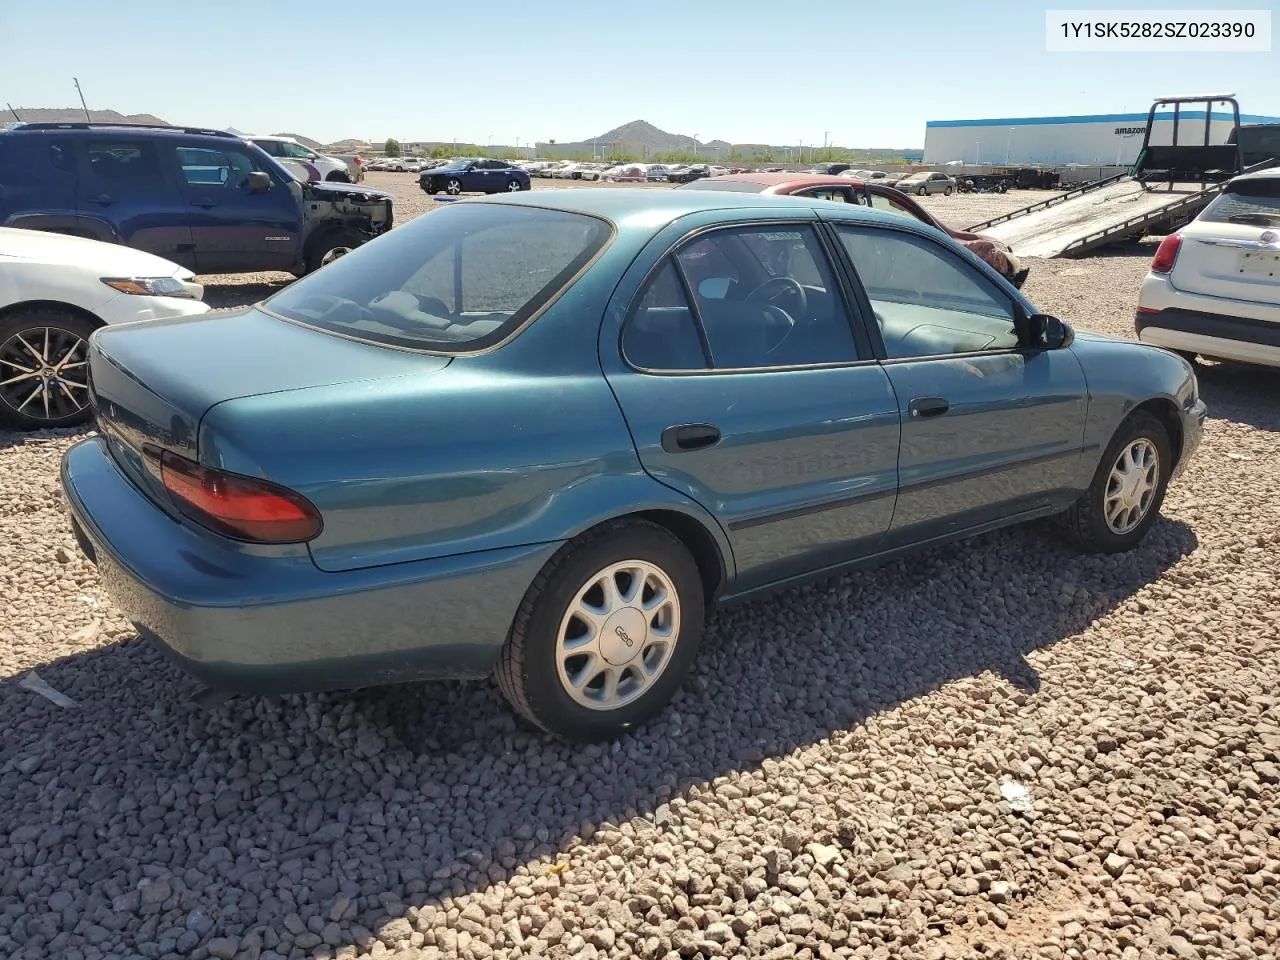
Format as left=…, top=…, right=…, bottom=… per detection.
left=944, top=186, right=953, bottom=196
left=917, top=186, right=927, bottom=196
left=506, top=179, right=524, bottom=192
left=445, top=178, right=463, bottom=196
left=1059, top=411, right=1172, bottom=554
left=304, top=227, right=366, bottom=274
left=1174, top=350, right=1201, bottom=365
left=325, top=171, right=351, bottom=183
left=0, top=306, right=99, bottom=431
left=496, top=519, right=706, bottom=742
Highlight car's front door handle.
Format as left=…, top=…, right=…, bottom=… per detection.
left=90, top=194, right=114, bottom=206
left=908, top=396, right=950, bottom=419
left=661, top=423, right=721, bottom=453
left=190, top=200, right=218, bottom=209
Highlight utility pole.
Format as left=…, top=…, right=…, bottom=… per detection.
left=73, top=77, right=90, bottom=121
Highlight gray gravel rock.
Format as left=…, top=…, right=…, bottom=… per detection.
left=1, top=184, right=1278, bottom=959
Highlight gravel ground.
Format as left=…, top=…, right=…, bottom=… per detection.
left=2, top=177, right=1279, bottom=960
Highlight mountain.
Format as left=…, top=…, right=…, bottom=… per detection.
left=270, top=131, right=323, bottom=149
left=5, top=107, right=168, bottom=125
left=592, top=119, right=705, bottom=153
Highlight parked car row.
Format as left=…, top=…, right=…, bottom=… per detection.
left=0, top=121, right=396, bottom=428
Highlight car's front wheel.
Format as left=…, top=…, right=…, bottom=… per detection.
left=0, top=306, right=97, bottom=430
left=304, top=227, right=366, bottom=274
left=1060, top=411, right=1172, bottom=553
left=445, top=178, right=463, bottom=195
left=496, top=519, right=706, bottom=742
left=507, top=179, right=523, bottom=192
left=944, top=186, right=953, bottom=196
left=917, top=186, right=927, bottom=196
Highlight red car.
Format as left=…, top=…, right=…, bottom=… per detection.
left=677, top=173, right=1028, bottom=288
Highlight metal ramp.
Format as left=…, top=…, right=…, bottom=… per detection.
left=967, top=178, right=1227, bottom=258
left=963, top=94, right=1254, bottom=258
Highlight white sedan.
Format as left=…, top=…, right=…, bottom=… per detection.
left=1137, top=168, right=1280, bottom=368
left=0, top=228, right=209, bottom=431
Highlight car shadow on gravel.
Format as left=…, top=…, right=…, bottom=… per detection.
left=1191, top=360, right=1280, bottom=432
left=0, top=517, right=1197, bottom=957
left=0, top=424, right=90, bottom=453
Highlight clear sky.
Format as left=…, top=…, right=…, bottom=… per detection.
left=2, top=0, right=1276, bottom=147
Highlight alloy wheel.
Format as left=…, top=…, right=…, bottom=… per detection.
left=507, top=179, right=522, bottom=191
left=446, top=179, right=462, bottom=195
left=320, top=245, right=353, bottom=268
left=1104, top=438, right=1160, bottom=535
left=0, top=326, right=90, bottom=423
left=555, top=559, right=680, bottom=711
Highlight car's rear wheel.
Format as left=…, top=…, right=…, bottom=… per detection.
left=325, top=171, right=351, bottom=183
left=445, top=178, right=463, bottom=195
left=944, top=186, right=953, bottom=196
left=917, top=187, right=927, bottom=196
left=0, top=307, right=97, bottom=431
left=1060, top=411, right=1171, bottom=553
left=496, top=519, right=705, bottom=742
left=305, top=227, right=366, bottom=274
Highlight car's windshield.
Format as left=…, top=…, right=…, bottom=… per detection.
left=264, top=202, right=612, bottom=352
left=439, top=159, right=473, bottom=170
left=1200, top=178, right=1280, bottom=225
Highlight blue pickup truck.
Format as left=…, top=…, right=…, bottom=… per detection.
left=0, top=123, right=393, bottom=275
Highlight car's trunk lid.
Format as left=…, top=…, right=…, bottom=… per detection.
left=1173, top=221, right=1280, bottom=307
left=90, top=306, right=448, bottom=506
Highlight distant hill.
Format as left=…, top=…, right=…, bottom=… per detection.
left=5, top=107, right=169, bottom=126
left=593, top=119, right=705, bottom=153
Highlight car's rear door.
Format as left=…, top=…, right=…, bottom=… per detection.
left=75, top=135, right=196, bottom=267
left=829, top=219, right=1089, bottom=547
left=167, top=140, right=300, bottom=274
left=601, top=213, right=901, bottom=594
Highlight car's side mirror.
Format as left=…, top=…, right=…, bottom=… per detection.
left=246, top=171, right=271, bottom=193
left=1024, top=312, right=1074, bottom=349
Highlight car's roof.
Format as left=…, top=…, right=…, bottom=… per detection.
left=1, top=123, right=240, bottom=144
left=1229, top=166, right=1280, bottom=183
left=469, top=186, right=909, bottom=230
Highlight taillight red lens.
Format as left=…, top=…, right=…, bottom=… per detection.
left=1151, top=233, right=1182, bottom=274
left=151, top=448, right=322, bottom=543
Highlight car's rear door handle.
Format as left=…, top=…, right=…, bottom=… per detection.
left=908, top=397, right=950, bottom=419
left=661, top=423, right=721, bottom=453
left=90, top=194, right=114, bottom=206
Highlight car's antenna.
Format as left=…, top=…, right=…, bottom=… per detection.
left=73, top=77, right=91, bottom=121
left=6, top=103, right=20, bottom=122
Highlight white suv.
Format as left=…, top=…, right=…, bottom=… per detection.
left=246, top=135, right=350, bottom=182
left=1137, top=168, right=1280, bottom=368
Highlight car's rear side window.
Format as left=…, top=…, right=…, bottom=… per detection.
left=264, top=202, right=612, bottom=352
left=85, top=140, right=160, bottom=181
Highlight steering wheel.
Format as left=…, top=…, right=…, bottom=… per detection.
left=745, top=276, right=807, bottom=320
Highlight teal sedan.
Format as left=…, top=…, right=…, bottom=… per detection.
left=60, top=189, right=1206, bottom=742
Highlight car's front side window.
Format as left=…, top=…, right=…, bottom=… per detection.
left=624, top=225, right=860, bottom=371
left=836, top=226, right=1019, bottom=359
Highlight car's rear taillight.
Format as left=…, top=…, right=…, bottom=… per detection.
left=1151, top=233, right=1182, bottom=274
left=354, top=156, right=362, bottom=165
left=145, top=446, right=322, bottom=543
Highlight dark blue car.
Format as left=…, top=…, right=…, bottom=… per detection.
left=61, top=189, right=1205, bottom=742
left=419, top=157, right=531, bottom=195
left=0, top=122, right=393, bottom=276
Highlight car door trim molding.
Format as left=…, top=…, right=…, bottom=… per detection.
left=727, top=485, right=898, bottom=531
left=897, top=445, right=1090, bottom=496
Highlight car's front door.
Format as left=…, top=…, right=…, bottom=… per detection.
left=74, top=136, right=196, bottom=267
left=168, top=142, right=301, bottom=274
left=602, top=218, right=901, bottom=593
left=831, top=222, right=1089, bottom=546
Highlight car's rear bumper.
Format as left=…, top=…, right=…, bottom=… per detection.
left=60, top=436, right=558, bottom=694
left=1136, top=305, right=1280, bottom=368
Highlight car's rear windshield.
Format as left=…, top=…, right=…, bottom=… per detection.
left=1200, top=177, right=1280, bottom=225
left=263, top=202, right=612, bottom=352
left=674, top=180, right=765, bottom=192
